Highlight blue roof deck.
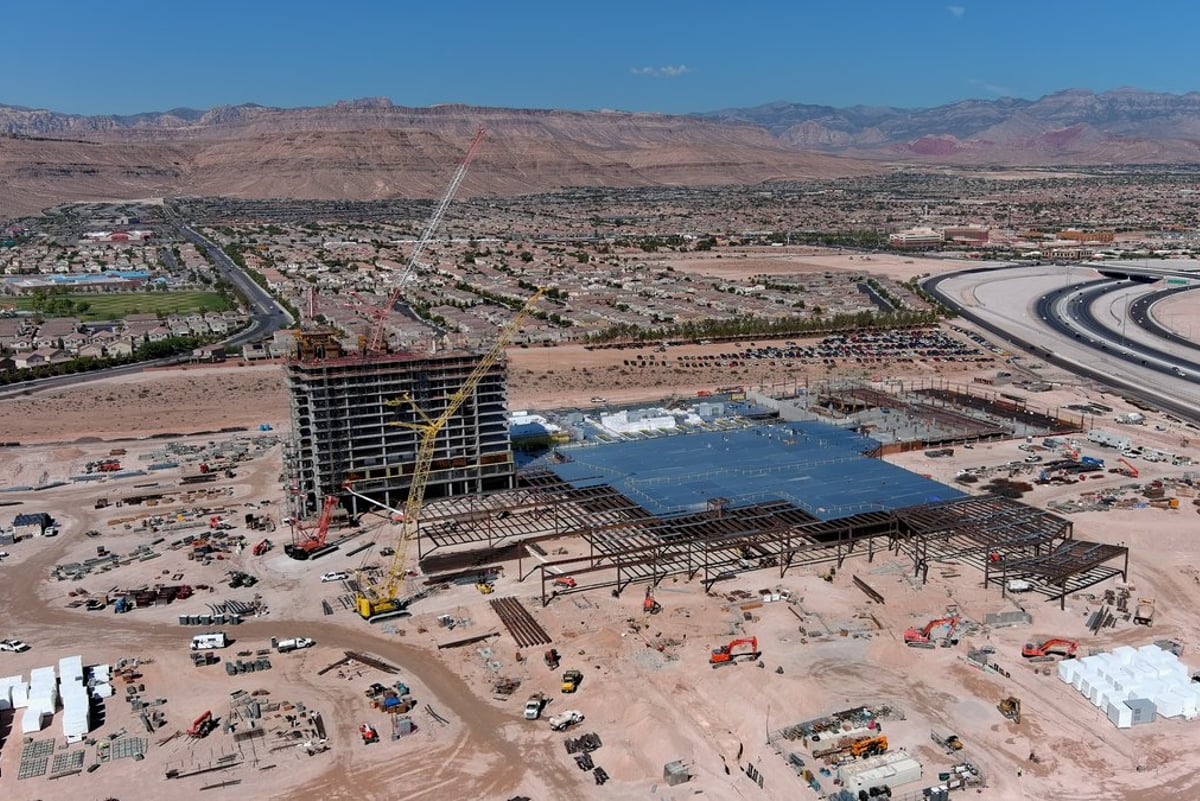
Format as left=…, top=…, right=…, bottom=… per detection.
left=540, top=422, right=962, bottom=519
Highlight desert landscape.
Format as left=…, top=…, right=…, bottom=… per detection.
left=8, top=4, right=1200, bottom=800
left=3, top=250, right=1200, bottom=801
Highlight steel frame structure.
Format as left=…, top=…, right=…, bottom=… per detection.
left=404, top=471, right=1130, bottom=610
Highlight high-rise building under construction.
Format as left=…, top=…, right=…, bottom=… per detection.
left=284, top=330, right=514, bottom=518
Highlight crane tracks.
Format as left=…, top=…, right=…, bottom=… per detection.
left=489, top=596, right=552, bottom=647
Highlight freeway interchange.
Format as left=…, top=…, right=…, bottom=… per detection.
left=925, top=261, right=1200, bottom=425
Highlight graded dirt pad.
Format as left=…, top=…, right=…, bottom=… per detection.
left=0, top=363, right=289, bottom=445
left=10, top=425, right=1200, bottom=801
left=1150, top=290, right=1200, bottom=337
left=660, top=250, right=966, bottom=282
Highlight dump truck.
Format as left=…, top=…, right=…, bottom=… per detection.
left=1133, top=598, right=1156, bottom=626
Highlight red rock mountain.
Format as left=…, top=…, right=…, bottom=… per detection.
left=0, top=100, right=877, bottom=218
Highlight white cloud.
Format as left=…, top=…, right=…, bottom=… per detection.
left=630, top=65, right=691, bottom=78
left=946, top=5, right=965, bottom=16
left=969, top=78, right=1014, bottom=96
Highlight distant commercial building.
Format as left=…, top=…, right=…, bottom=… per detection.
left=82, top=230, right=153, bottom=243
left=943, top=226, right=990, bottom=245
left=1043, top=243, right=1089, bottom=261
left=889, top=228, right=944, bottom=249
left=284, top=330, right=514, bottom=517
left=1059, top=229, right=1115, bottom=244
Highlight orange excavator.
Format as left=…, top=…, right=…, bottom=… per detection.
left=709, top=636, right=761, bottom=668
left=903, top=616, right=959, bottom=649
left=1022, top=638, right=1078, bottom=660
left=1117, top=457, right=1139, bottom=478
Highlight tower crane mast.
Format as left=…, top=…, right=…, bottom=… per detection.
left=365, top=126, right=487, bottom=354
left=350, top=288, right=546, bottom=621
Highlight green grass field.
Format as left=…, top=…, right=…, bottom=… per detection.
left=6, top=291, right=234, bottom=321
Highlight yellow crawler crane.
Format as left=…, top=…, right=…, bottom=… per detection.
left=351, top=289, right=545, bottom=622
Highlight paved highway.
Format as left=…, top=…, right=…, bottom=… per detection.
left=172, top=220, right=294, bottom=347
left=1035, top=280, right=1200, bottom=379
left=925, top=265, right=1200, bottom=425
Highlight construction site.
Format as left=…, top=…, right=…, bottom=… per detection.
left=5, top=372, right=1200, bottom=801
left=6, top=135, right=1200, bottom=801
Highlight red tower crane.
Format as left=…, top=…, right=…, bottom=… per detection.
left=364, top=127, right=487, bottom=355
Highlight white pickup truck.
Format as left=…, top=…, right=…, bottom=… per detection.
left=548, top=710, right=585, bottom=731
left=276, top=637, right=316, bottom=653
left=523, top=693, right=545, bottom=720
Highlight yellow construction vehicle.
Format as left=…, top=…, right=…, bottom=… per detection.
left=561, top=668, right=583, bottom=693
left=349, top=289, right=545, bottom=622
left=850, top=735, right=888, bottom=758
left=998, top=696, right=1021, bottom=724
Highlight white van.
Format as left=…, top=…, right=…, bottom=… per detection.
left=190, top=632, right=229, bottom=650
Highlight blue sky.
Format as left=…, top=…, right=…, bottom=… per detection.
left=4, top=1, right=1198, bottom=116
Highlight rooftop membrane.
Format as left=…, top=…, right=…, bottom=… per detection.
left=544, top=422, right=963, bottom=519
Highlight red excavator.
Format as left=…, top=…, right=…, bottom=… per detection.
left=252, top=538, right=272, bottom=556
left=284, top=495, right=339, bottom=560
left=904, top=616, right=959, bottom=649
left=643, top=585, right=662, bottom=615
left=1117, top=457, right=1139, bottom=478
left=1022, top=638, right=1078, bottom=660
left=709, top=636, right=761, bottom=668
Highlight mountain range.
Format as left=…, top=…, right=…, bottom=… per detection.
left=2, top=88, right=1199, bottom=218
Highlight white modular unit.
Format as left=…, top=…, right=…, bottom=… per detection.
left=19, top=705, right=49, bottom=734
left=1106, top=701, right=1133, bottom=728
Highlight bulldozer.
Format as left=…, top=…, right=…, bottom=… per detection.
left=998, top=696, right=1021, bottom=724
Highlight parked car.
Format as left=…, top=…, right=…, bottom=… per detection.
left=321, top=571, right=350, bottom=583
left=0, top=639, right=30, bottom=652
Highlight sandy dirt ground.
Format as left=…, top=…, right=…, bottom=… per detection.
left=6, top=411, right=1200, bottom=801
left=658, top=249, right=967, bottom=283
left=1148, top=289, right=1200, bottom=338
left=4, top=255, right=1200, bottom=801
